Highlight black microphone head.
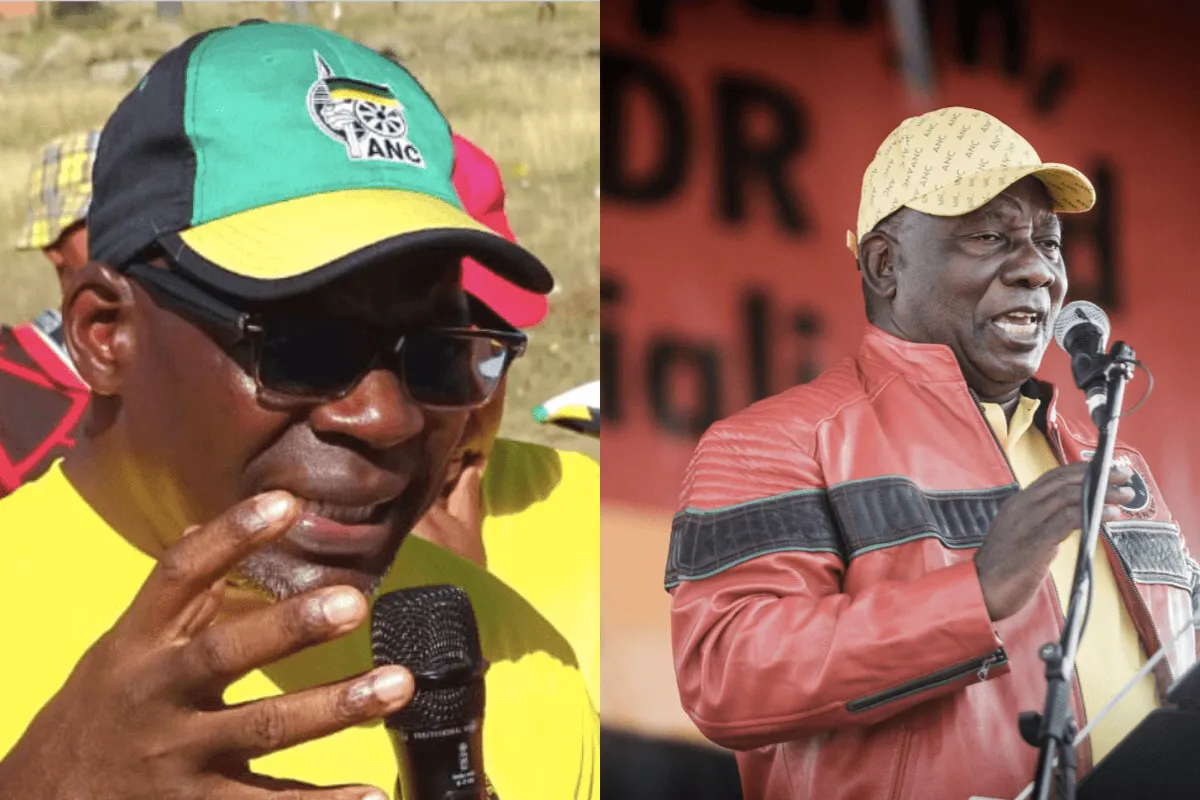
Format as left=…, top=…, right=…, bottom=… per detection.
left=1053, top=300, right=1110, bottom=353
left=371, top=585, right=485, bottom=732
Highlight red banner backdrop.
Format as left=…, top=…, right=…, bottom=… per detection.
left=601, top=0, right=1200, bottom=742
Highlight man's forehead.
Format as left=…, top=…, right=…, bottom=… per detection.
left=953, top=180, right=1060, bottom=226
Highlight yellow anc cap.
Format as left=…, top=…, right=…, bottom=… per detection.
left=847, top=107, right=1096, bottom=261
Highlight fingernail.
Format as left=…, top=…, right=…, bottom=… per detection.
left=362, top=791, right=388, bottom=800
left=321, top=590, right=362, bottom=626
left=370, top=667, right=412, bottom=703
left=252, top=492, right=293, bottom=529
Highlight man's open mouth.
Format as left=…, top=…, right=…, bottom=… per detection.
left=991, top=309, right=1043, bottom=339
left=281, top=495, right=403, bottom=559
left=294, top=497, right=391, bottom=526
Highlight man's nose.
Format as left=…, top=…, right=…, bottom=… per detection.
left=308, top=368, right=425, bottom=450
left=1003, top=239, right=1058, bottom=290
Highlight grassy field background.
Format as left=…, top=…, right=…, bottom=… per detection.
left=0, top=1, right=598, bottom=458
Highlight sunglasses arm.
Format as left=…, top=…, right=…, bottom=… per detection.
left=124, top=261, right=254, bottom=338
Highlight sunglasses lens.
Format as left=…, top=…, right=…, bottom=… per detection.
left=258, top=319, right=376, bottom=398
left=403, top=333, right=510, bottom=408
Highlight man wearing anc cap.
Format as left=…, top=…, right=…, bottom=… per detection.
left=0, top=21, right=593, bottom=800
left=668, top=107, right=1200, bottom=799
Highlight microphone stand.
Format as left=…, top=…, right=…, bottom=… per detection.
left=1018, top=341, right=1138, bottom=800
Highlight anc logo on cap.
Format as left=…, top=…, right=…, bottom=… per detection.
left=306, top=52, right=425, bottom=167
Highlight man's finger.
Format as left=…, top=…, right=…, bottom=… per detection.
left=1101, top=503, right=1125, bottom=522
left=1106, top=485, right=1137, bottom=505
left=230, top=772, right=388, bottom=800
left=124, top=492, right=299, bottom=639
left=1022, top=463, right=1087, bottom=500
left=175, top=576, right=228, bottom=639
left=1109, top=463, right=1134, bottom=483
left=175, top=587, right=367, bottom=695
left=210, top=665, right=414, bottom=760
left=1045, top=505, right=1083, bottom=545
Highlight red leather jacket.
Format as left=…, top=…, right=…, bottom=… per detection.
left=668, top=325, right=1200, bottom=800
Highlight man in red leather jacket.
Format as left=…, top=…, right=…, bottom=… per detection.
left=668, top=107, right=1200, bottom=800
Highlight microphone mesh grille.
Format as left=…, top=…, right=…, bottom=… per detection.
left=371, top=585, right=485, bottom=731
left=1053, top=300, right=1110, bottom=351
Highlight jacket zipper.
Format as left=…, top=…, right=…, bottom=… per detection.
left=847, top=650, right=1008, bottom=713
left=967, top=388, right=1019, bottom=482
left=971, top=390, right=1094, bottom=763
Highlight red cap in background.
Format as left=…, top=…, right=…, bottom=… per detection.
left=452, top=133, right=550, bottom=329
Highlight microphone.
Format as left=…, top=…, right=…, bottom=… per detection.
left=372, top=585, right=495, bottom=800
left=1053, top=300, right=1112, bottom=427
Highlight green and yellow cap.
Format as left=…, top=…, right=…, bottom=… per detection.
left=89, top=20, right=552, bottom=301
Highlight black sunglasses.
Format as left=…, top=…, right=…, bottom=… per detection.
left=124, top=262, right=528, bottom=408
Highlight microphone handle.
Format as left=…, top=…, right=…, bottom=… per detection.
left=1084, top=382, right=1107, bottom=428
left=1064, top=324, right=1110, bottom=428
left=390, top=718, right=491, bottom=800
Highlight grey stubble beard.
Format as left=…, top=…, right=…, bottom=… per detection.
left=231, top=549, right=386, bottom=602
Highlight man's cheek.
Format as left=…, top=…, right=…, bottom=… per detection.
left=433, top=411, right=470, bottom=475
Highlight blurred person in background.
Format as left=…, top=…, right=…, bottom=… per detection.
left=0, top=21, right=594, bottom=800
left=401, top=132, right=601, bottom=795
left=667, top=107, right=1199, bottom=799
left=532, top=379, right=600, bottom=437
left=14, top=130, right=96, bottom=297
left=0, top=130, right=97, bottom=497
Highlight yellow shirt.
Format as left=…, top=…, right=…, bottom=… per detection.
left=981, top=398, right=1157, bottom=763
left=0, top=438, right=599, bottom=799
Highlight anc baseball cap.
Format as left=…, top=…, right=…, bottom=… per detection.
left=452, top=133, right=548, bottom=328
left=848, top=106, right=1096, bottom=262
left=17, top=129, right=100, bottom=251
left=88, top=20, right=553, bottom=302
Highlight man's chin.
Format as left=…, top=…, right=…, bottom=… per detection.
left=969, top=359, right=1043, bottom=400
left=230, top=546, right=394, bottom=601
left=965, top=337, right=1046, bottom=388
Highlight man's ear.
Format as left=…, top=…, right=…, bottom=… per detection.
left=64, top=262, right=137, bottom=397
left=42, top=243, right=66, bottom=271
left=858, top=229, right=900, bottom=309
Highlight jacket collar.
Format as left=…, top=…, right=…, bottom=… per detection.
left=859, top=323, right=964, bottom=383
left=858, top=323, right=1063, bottom=429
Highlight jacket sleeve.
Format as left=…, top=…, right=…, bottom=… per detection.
left=667, top=415, right=1007, bottom=751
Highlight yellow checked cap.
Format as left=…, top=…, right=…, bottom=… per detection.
left=16, top=130, right=100, bottom=251
left=847, top=107, right=1095, bottom=259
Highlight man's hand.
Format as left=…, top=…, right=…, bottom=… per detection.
left=975, top=462, right=1136, bottom=621
left=411, top=462, right=486, bottom=566
left=0, top=492, right=411, bottom=800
